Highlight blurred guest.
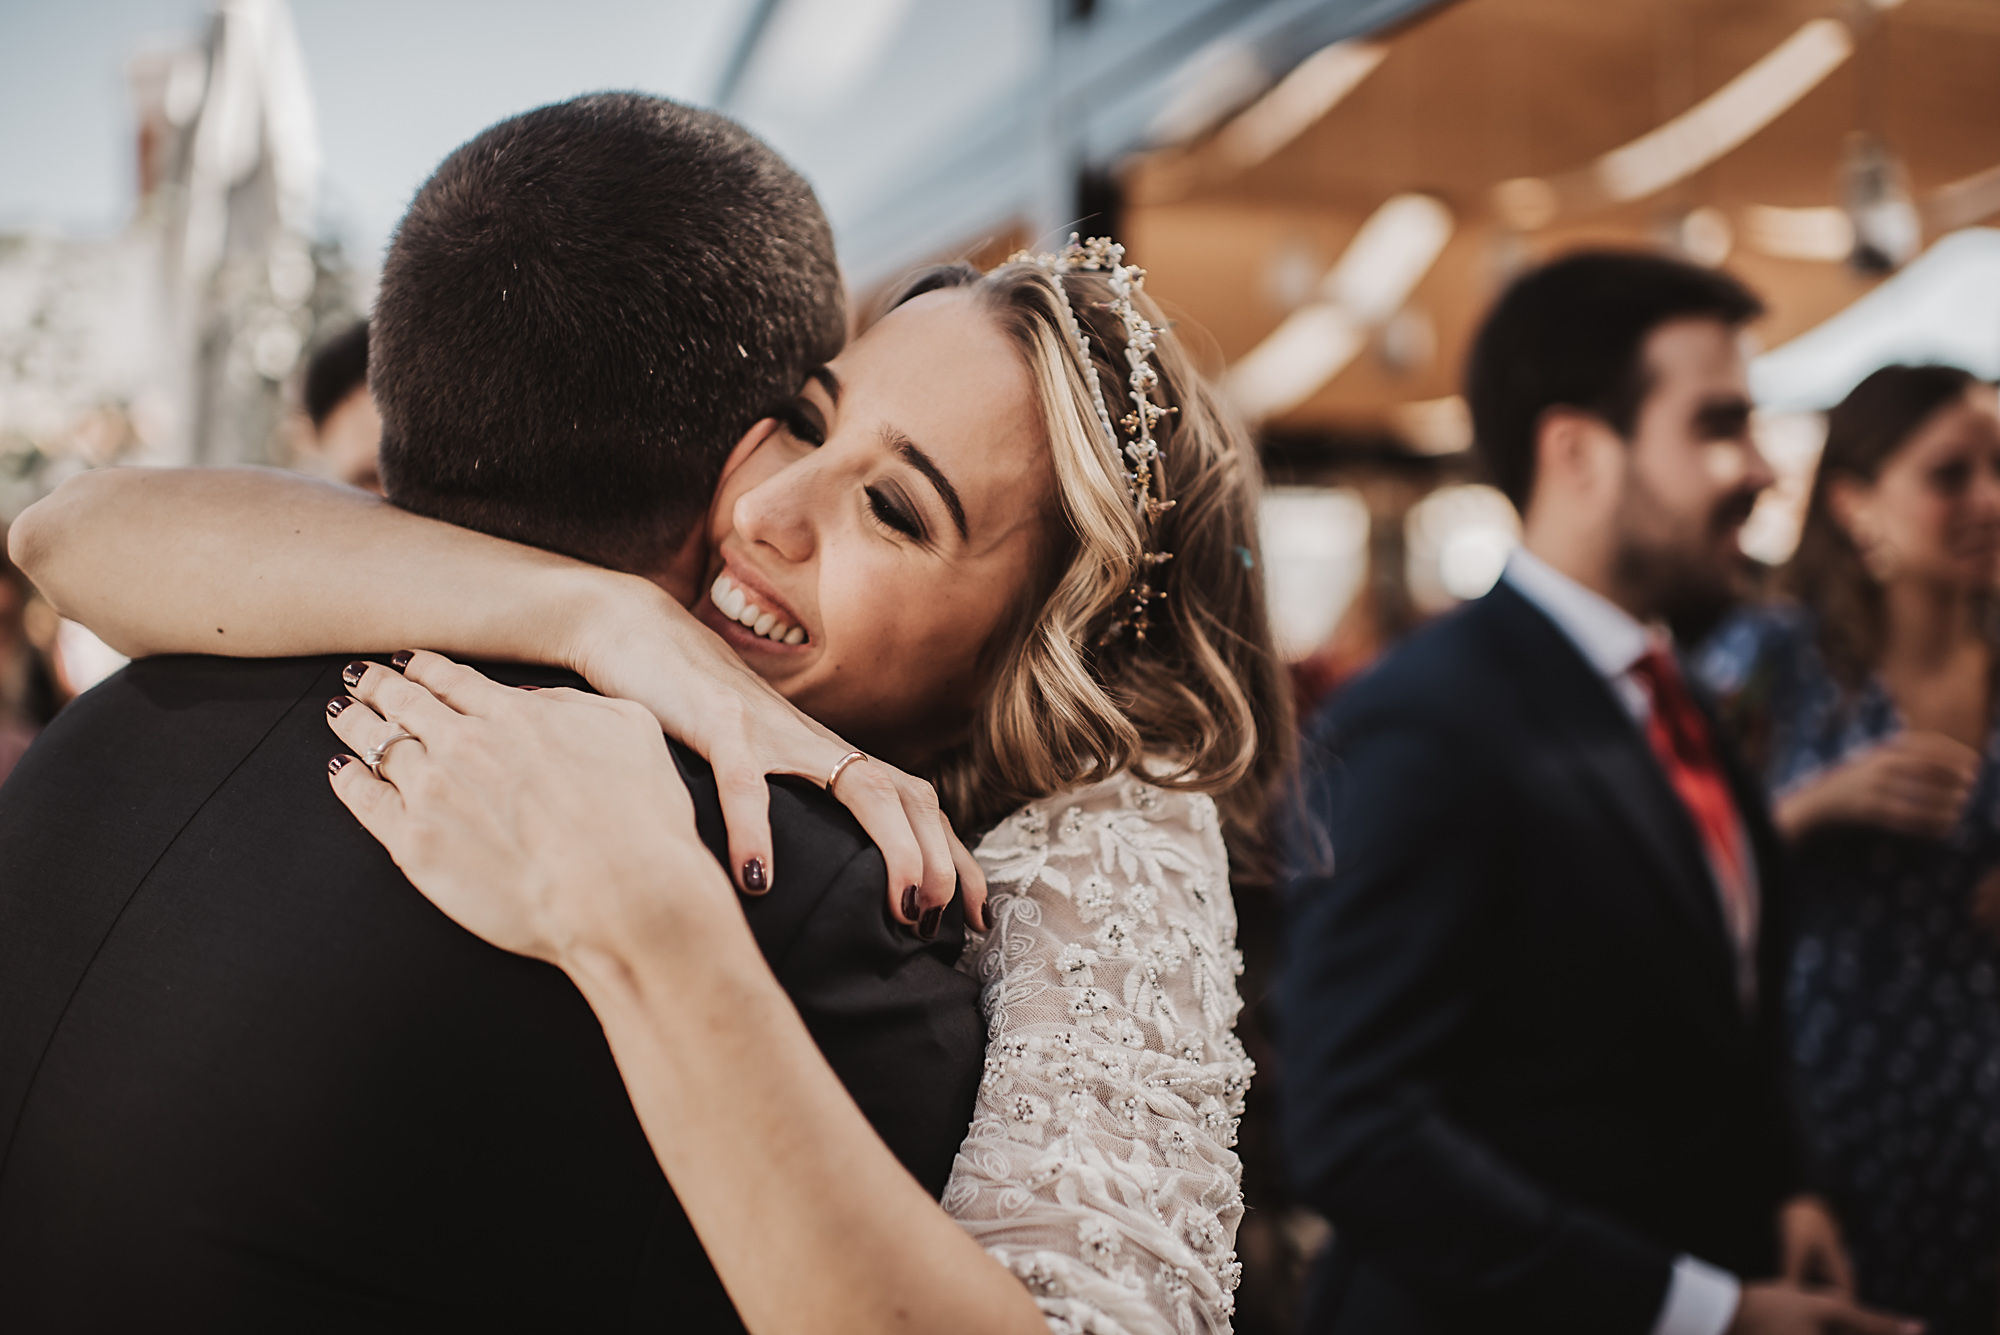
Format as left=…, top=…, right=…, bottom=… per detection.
left=0, top=532, right=63, bottom=786
left=1288, top=578, right=1403, bottom=720
left=1280, top=252, right=1913, bottom=1335
left=1699, top=364, right=2000, bottom=1332
left=297, top=320, right=380, bottom=492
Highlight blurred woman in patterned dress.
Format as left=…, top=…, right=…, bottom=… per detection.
left=1698, top=364, right=2000, bottom=1331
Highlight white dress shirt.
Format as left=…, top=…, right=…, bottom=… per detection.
left=1500, top=548, right=1745, bottom=1335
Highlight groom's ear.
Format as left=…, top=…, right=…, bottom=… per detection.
left=717, top=418, right=780, bottom=489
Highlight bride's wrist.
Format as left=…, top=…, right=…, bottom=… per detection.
left=543, top=829, right=738, bottom=953
left=559, top=571, right=681, bottom=690
left=564, top=575, right=758, bottom=754
left=554, top=854, right=756, bottom=1001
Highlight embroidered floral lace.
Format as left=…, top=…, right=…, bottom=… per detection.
left=943, top=774, right=1251, bottom=1335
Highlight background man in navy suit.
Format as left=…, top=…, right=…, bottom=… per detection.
left=1280, top=252, right=1918, bottom=1335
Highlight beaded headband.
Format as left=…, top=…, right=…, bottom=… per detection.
left=1012, top=234, right=1176, bottom=644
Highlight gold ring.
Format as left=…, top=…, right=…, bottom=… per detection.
left=826, top=750, right=868, bottom=793
left=362, top=730, right=419, bottom=775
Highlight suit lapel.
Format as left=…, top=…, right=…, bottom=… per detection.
left=1479, top=584, right=1743, bottom=1020
left=1698, top=683, right=1791, bottom=1008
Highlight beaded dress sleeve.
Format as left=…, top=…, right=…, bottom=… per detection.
left=942, top=774, right=1252, bottom=1335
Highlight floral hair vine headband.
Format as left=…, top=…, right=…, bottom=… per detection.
left=1012, top=234, right=1176, bottom=644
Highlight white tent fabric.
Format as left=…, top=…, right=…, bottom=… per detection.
left=1751, top=228, right=2000, bottom=411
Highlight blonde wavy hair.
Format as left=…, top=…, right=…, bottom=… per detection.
left=880, top=258, right=1293, bottom=857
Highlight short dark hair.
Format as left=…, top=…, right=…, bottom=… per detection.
left=372, top=93, right=844, bottom=572
left=1466, top=250, right=1763, bottom=511
left=301, top=320, right=368, bottom=429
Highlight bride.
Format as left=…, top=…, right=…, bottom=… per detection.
left=14, top=241, right=1291, bottom=1334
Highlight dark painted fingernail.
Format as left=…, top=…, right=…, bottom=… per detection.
left=326, top=696, right=352, bottom=717
left=341, top=661, right=369, bottom=689
left=918, top=904, right=943, bottom=940
left=741, top=858, right=768, bottom=895
left=900, top=885, right=919, bottom=922
left=328, top=754, right=355, bottom=775
left=390, top=650, right=414, bottom=672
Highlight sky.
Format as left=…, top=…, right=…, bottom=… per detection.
left=0, top=0, right=749, bottom=270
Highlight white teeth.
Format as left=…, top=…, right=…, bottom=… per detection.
left=711, top=572, right=805, bottom=645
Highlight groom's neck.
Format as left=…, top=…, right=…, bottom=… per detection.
left=630, top=524, right=708, bottom=609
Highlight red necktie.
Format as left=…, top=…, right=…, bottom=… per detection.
left=1628, top=649, right=1756, bottom=960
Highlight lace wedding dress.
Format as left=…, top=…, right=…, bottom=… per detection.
left=943, top=773, right=1252, bottom=1335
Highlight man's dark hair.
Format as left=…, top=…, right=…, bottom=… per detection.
left=301, top=320, right=369, bottom=430
left=1466, top=250, right=1763, bottom=511
left=372, top=92, right=844, bottom=573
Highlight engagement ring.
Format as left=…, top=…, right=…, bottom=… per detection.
left=362, top=730, right=419, bottom=775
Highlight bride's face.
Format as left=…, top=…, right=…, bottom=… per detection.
left=694, top=288, right=1055, bottom=764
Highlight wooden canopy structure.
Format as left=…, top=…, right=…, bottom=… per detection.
left=1120, top=0, right=2000, bottom=445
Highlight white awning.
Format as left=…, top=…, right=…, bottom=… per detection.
left=1752, top=227, right=2000, bottom=411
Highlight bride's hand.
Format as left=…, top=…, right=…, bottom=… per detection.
left=570, top=584, right=987, bottom=931
left=323, top=654, right=737, bottom=965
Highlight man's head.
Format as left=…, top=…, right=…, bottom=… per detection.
left=1467, top=249, right=1771, bottom=625
left=372, top=93, right=844, bottom=589
left=300, top=320, right=381, bottom=493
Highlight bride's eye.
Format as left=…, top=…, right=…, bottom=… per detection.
left=866, top=484, right=923, bottom=540
left=778, top=399, right=826, bottom=447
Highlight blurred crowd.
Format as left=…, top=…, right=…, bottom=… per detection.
left=1251, top=248, right=2000, bottom=1335
left=0, top=317, right=378, bottom=789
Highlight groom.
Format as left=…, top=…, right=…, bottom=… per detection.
left=0, top=95, right=983, bottom=1330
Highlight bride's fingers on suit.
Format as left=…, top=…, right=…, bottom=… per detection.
left=395, top=651, right=521, bottom=718
left=714, top=756, right=776, bottom=896
left=343, top=661, right=462, bottom=738
left=324, top=695, right=427, bottom=783
left=832, top=762, right=929, bottom=925
left=894, top=775, right=958, bottom=936
left=326, top=749, right=407, bottom=845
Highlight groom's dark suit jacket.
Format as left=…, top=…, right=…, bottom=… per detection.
left=1279, top=582, right=1800, bottom=1335
left=0, top=653, right=984, bottom=1333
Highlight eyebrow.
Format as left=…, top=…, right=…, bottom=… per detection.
left=1695, top=395, right=1754, bottom=436
left=887, top=429, right=968, bottom=540
left=809, top=365, right=840, bottom=401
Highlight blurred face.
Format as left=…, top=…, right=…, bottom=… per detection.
left=316, top=387, right=383, bottom=493
left=693, top=289, right=1055, bottom=765
left=1832, top=385, right=2000, bottom=593
left=1610, top=317, right=1774, bottom=624
left=0, top=573, right=22, bottom=638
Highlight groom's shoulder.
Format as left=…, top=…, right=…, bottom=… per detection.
left=462, top=661, right=915, bottom=959
left=664, top=743, right=890, bottom=945
left=463, top=660, right=879, bottom=889
left=67, top=650, right=343, bottom=722
left=3, top=652, right=350, bottom=811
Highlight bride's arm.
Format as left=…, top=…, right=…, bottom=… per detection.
left=11, top=465, right=639, bottom=664
left=325, top=654, right=1046, bottom=1335
left=944, top=779, right=1252, bottom=1334
left=7, top=466, right=973, bottom=919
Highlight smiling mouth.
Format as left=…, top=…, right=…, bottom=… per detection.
left=710, top=572, right=807, bottom=646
